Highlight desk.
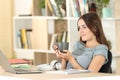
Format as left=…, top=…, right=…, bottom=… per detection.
left=0, top=69, right=117, bottom=80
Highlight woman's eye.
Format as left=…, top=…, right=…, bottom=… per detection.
left=83, top=24, right=88, bottom=28
left=78, top=25, right=87, bottom=31
left=77, top=27, right=80, bottom=31
left=82, top=26, right=87, bottom=28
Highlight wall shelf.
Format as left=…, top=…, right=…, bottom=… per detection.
left=13, top=0, right=120, bottom=67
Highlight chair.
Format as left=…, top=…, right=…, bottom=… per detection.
left=99, top=50, right=112, bottom=73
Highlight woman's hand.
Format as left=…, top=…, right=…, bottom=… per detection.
left=52, top=44, right=62, bottom=59
left=60, top=50, right=74, bottom=61
left=52, top=44, right=74, bottom=61
left=54, top=50, right=63, bottom=59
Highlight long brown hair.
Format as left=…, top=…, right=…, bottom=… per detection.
left=77, top=12, right=110, bottom=50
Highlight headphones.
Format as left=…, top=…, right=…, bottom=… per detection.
left=50, top=60, right=61, bottom=70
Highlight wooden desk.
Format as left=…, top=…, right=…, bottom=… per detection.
left=0, top=69, right=117, bottom=80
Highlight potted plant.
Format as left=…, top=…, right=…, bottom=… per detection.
left=38, top=0, right=45, bottom=16
left=95, top=0, right=111, bottom=17
left=102, top=1, right=112, bottom=18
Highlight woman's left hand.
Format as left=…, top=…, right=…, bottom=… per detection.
left=59, top=50, right=74, bottom=61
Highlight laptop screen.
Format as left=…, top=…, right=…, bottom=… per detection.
left=0, top=50, right=16, bottom=73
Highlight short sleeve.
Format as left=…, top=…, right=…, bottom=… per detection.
left=93, top=45, right=108, bottom=64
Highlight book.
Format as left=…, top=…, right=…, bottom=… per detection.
left=9, top=59, right=31, bottom=69
left=79, top=0, right=89, bottom=15
left=26, top=29, right=32, bottom=49
left=20, top=29, right=28, bottom=48
left=9, top=59, right=29, bottom=64
left=62, top=31, right=68, bottom=42
left=46, top=0, right=56, bottom=16
left=49, top=34, right=58, bottom=50
left=75, top=0, right=81, bottom=16
left=46, top=0, right=55, bottom=15
left=49, top=0, right=66, bottom=17
left=17, top=31, right=22, bottom=48
left=70, top=0, right=80, bottom=17
left=19, top=28, right=32, bottom=49
left=57, top=32, right=63, bottom=42
left=50, top=0, right=60, bottom=16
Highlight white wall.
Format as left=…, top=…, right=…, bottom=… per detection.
left=14, top=0, right=33, bottom=16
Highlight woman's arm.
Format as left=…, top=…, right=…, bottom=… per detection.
left=88, top=55, right=105, bottom=72
left=60, top=50, right=84, bottom=70
left=69, top=57, right=84, bottom=69
left=54, top=50, right=85, bottom=70
left=69, top=55, right=105, bottom=72
left=61, top=59, right=67, bottom=70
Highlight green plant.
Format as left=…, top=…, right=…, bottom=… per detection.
left=96, top=0, right=110, bottom=7
left=95, top=0, right=110, bottom=17
left=38, top=0, right=45, bottom=9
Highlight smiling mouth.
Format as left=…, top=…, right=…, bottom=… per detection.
left=81, top=34, right=86, bottom=37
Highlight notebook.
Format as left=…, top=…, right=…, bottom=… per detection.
left=0, top=50, right=43, bottom=74
left=46, top=69, right=91, bottom=75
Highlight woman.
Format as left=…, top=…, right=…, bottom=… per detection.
left=54, top=12, right=110, bottom=72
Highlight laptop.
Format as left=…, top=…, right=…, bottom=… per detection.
left=0, top=50, right=43, bottom=74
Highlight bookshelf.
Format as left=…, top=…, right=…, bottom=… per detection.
left=13, top=0, right=120, bottom=66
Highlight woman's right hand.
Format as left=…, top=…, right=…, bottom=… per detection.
left=54, top=50, right=63, bottom=59
left=53, top=43, right=63, bottom=59
left=52, top=44, right=60, bottom=58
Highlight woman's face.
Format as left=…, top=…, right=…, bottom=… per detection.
left=78, top=19, right=96, bottom=42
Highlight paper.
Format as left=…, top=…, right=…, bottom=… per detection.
left=46, top=69, right=91, bottom=75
